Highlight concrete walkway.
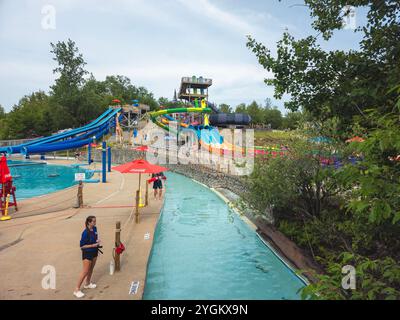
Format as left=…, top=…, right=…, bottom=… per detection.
left=0, top=160, right=164, bottom=300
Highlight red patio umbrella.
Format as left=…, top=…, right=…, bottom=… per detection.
left=112, top=99, right=121, bottom=104
left=113, top=159, right=167, bottom=174
left=113, top=159, right=168, bottom=221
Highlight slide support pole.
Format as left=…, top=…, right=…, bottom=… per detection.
left=107, top=147, right=112, bottom=172
left=102, top=141, right=107, bottom=183
left=88, top=144, right=92, bottom=165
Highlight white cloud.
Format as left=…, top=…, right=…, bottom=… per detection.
left=0, top=0, right=283, bottom=111
left=89, top=60, right=274, bottom=108
left=177, top=0, right=255, bottom=35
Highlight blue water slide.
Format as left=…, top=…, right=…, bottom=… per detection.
left=21, top=124, right=111, bottom=155
left=31, top=120, right=113, bottom=148
left=209, top=127, right=224, bottom=144
left=21, top=116, right=117, bottom=155
left=45, top=115, right=117, bottom=146
left=30, top=108, right=115, bottom=143
left=4, top=108, right=120, bottom=154
left=1, top=108, right=116, bottom=153
left=8, top=108, right=115, bottom=152
left=149, top=111, right=224, bottom=146
left=1, top=112, right=113, bottom=154
left=164, top=114, right=176, bottom=121
left=22, top=137, right=94, bottom=155
left=26, top=108, right=118, bottom=146
left=188, top=125, right=223, bottom=145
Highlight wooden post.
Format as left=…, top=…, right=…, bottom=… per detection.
left=145, top=179, right=149, bottom=206
left=78, top=181, right=83, bottom=208
left=135, top=190, right=140, bottom=223
left=1, top=184, right=5, bottom=215
left=115, top=221, right=121, bottom=272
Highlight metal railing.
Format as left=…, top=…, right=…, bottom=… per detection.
left=181, top=77, right=212, bottom=85
left=0, top=138, right=37, bottom=147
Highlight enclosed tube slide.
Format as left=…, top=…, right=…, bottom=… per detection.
left=207, top=102, right=251, bottom=126
left=209, top=113, right=251, bottom=126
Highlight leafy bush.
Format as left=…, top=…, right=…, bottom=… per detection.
left=244, top=114, right=400, bottom=299
left=302, top=253, right=400, bottom=300
left=246, top=139, right=342, bottom=222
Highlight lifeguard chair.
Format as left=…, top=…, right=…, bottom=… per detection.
left=0, top=155, right=18, bottom=217
left=1, top=180, right=18, bottom=215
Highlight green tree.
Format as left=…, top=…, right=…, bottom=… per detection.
left=0, top=39, right=164, bottom=139
left=247, top=1, right=400, bottom=135
left=50, top=39, right=88, bottom=125
left=4, top=92, right=54, bottom=139
left=158, top=97, right=170, bottom=107
left=0, top=105, right=5, bottom=119
left=157, top=97, right=184, bottom=109
left=263, top=107, right=283, bottom=129
left=235, top=103, right=246, bottom=113
left=219, top=103, right=232, bottom=113
left=0, top=105, right=6, bottom=140
left=77, top=75, right=108, bottom=126
left=101, top=75, right=158, bottom=110
left=282, top=111, right=302, bottom=130
left=246, top=101, right=264, bottom=124
left=246, top=1, right=400, bottom=299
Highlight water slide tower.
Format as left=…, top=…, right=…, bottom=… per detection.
left=178, top=76, right=212, bottom=103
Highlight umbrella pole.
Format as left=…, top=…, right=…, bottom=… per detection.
left=139, top=172, right=142, bottom=206
left=145, top=174, right=149, bottom=206
left=1, top=184, right=5, bottom=216
left=135, top=189, right=140, bottom=223
left=135, top=173, right=141, bottom=223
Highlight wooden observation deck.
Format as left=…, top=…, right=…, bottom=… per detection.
left=178, top=76, right=212, bottom=102
left=111, top=104, right=150, bottom=130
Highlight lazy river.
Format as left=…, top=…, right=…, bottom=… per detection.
left=143, top=172, right=306, bottom=300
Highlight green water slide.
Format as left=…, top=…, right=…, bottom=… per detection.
left=149, top=107, right=211, bottom=132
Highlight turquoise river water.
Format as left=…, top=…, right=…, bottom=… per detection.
left=143, top=172, right=305, bottom=300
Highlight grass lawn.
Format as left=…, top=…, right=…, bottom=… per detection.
left=254, top=130, right=303, bottom=148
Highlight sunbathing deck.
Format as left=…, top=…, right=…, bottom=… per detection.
left=0, top=159, right=164, bottom=300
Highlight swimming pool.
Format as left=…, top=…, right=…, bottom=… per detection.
left=143, top=172, right=306, bottom=300
left=7, top=160, right=89, bottom=200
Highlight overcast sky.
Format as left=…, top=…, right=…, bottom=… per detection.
left=0, top=0, right=365, bottom=113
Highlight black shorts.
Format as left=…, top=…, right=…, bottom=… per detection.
left=82, top=250, right=98, bottom=261
left=153, top=180, right=163, bottom=189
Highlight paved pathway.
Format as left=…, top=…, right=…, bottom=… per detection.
left=0, top=160, right=164, bottom=300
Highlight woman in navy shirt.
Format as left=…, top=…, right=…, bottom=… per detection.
left=73, top=215, right=100, bottom=298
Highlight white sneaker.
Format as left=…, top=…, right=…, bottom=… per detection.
left=84, top=283, right=97, bottom=289
left=73, top=290, right=85, bottom=298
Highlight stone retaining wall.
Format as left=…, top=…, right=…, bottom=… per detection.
left=92, top=148, right=247, bottom=196
left=165, top=164, right=246, bottom=197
